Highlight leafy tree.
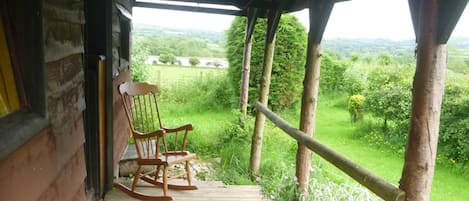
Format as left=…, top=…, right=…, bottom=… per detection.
left=348, top=95, right=365, bottom=123
left=365, top=65, right=413, bottom=129
left=159, top=53, right=177, bottom=64
left=376, top=52, right=393, bottom=66
left=343, top=64, right=368, bottom=96
left=439, top=72, right=469, bottom=164
left=189, top=57, right=200, bottom=66
left=226, top=14, right=307, bottom=111
left=213, top=60, right=222, bottom=68
left=350, top=53, right=360, bottom=62
left=131, top=37, right=150, bottom=82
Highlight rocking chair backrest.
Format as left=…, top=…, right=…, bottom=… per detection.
left=119, top=82, right=165, bottom=160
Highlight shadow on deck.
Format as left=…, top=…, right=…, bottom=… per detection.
left=104, top=179, right=267, bottom=201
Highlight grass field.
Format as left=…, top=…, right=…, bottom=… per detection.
left=154, top=65, right=469, bottom=200
left=146, top=64, right=227, bottom=88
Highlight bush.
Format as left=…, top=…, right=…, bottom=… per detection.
left=159, top=53, right=177, bottom=64
left=158, top=75, right=235, bottom=111
left=439, top=72, right=469, bottom=164
left=258, top=163, right=379, bottom=201
left=189, top=57, right=200, bottom=66
left=343, top=64, right=368, bottom=96
left=365, top=65, right=414, bottom=131
left=319, top=53, right=348, bottom=92
left=226, top=14, right=307, bottom=111
left=131, top=37, right=150, bottom=82
left=348, top=95, right=365, bottom=123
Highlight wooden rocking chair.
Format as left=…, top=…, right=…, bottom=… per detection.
left=115, top=81, right=197, bottom=201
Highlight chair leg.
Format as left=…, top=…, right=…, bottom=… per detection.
left=131, top=165, right=142, bottom=191
left=163, top=166, right=169, bottom=196
left=155, top=165, right=161, bottom=182
left=185, top=161, right=192, bottom=186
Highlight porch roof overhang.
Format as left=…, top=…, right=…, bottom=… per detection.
left=134, top=0, right=349, bottom=17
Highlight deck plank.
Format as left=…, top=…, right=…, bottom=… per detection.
left=105, top=180, right=267, bottom=201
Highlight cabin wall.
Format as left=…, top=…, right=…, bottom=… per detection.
left=112, top=0, right=133, bottom=171
left=0, top=0, right=87, bottom=200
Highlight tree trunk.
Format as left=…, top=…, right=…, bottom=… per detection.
left=297, top=43, right=321, bottom=193
left=400, top=1, right=447, bottom=200
left=240, top=37, right=253, bottom=121
left=249, top=36, right=276, bottom=177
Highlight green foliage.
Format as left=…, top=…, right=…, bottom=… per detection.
left=376, top=53, right=393, bottom=66
left=189, top=57, right=200, bottom=66
left=159, top=53, right=177, bottom=64
left=226, top=14, right=307, bottom=111
left=221, top=110, right=254, bottom=144
left=349, top=55, right=469, bottom=166
left=319, top=53, right=348, bottom=92
left=133, top=24, right=226, bottom=58
left=447, top=45, right=469, bottom=74
left=212, top=60, right=222, bottom=68
left=365, top=65, right=414, bottom=132
left=348, top=95, right=365, bottom=123
left=343, top=64, right=368, bottom=95
left=439, top=72, right=469, bottom=164
left=131, top=37, right=150, bottom=82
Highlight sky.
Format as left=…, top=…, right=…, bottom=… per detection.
left=133, top=0, right=469, bottom=40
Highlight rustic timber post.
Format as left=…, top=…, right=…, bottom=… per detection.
left=297, top=0, right=334, bottom=193
left=240, top=8, right=258, bottom=121
left=401, top=1, right=467, bottom=201
left=249, top=8, right=282, bottom=177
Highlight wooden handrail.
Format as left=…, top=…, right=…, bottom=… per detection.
left=254, top=101, right=405, bottom=201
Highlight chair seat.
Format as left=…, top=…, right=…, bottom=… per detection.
left=138, top=152, right=196, bottom=166
left=118, top=81, right=197, bottom=199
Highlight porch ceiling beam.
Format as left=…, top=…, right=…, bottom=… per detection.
left=309, top=0, right=335, bottom=43
left=409, top=0, right=468, bottom=43
left=134, top=1, right=246, bottom=16
left=265, top=8, right=282, bottom=43
left=436, top=0, right=467, bottom=43
left=245, top=8, right=259, bottom=41
left=139, top=0, right=246, bottom=8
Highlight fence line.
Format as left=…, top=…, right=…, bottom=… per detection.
left=254, top=101, right=405, bottom=201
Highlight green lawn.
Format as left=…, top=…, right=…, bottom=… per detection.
left=154, top=65, right=469, bottom=200
left=146, top=64, right=226, bottom=88
left=282, top=94, right=469, bottom=201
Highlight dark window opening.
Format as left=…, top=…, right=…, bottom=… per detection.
left=0, top=0, right=47, bottom=161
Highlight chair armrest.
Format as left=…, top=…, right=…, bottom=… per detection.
left=132, top=129, right=166, bottom=139
left=162, top=124, right=193, bottom=133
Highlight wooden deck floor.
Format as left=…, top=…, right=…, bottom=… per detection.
left=105, top=180, right=267, bottom=201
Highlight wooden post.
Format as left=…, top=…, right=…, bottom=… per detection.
left=240, top=8, right=258, bottom=121
left=297, top=0, right=334, bottom=193
left=401, top=1, right=467, bottom=200
left=249, top=8, right=281, bottom=177
left=255, top=102, right=405, bottom=201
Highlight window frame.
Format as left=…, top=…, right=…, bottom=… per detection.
left=0, top=0, right=48, bottom=161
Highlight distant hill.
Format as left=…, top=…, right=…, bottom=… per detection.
left=323, top=37, right=469, bottom=59
left=133, top=23, right=226, bottom=58
left=323, top=38, right=415, bottom=58
left=132, top=23, right=468, bottom=60
left=133, top=23, right=225, bottom=46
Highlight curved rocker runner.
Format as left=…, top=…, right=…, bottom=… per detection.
left=116, top=82, right=198, bottom=200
